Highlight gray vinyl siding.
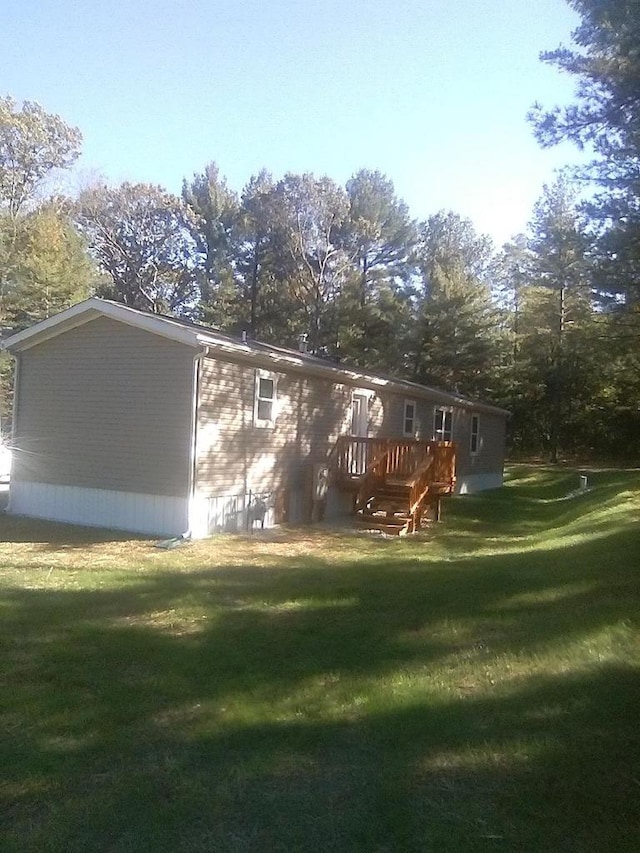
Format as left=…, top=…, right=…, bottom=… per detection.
left=12, top=316, right=195, bottom=496
left=370, top=392, right=506, bottom=476
left=196, top=356, right=351, bottom=499
left=377, top=395, right=434, bottom=440
left=453, top=409, right=506, bottom=477
left=196, top=356, right=507, bottom=500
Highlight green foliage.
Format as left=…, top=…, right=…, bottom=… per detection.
left=519, top=180, right=595, bottom=459
left=180, top=165, right=418, bottom=367
left=413, top=261, right=501, bottom=396
left=1, top=467, right=639, bottom=851
left=411, top=212, right=501, bottom=397
left=0, top=204, right=96, bottom=429
left=0, top=95, right=81, bottom=220
left=2, top=204, right=96, bottom=329
left=0, top=97, right=90, bottom=429
left=76, top=182, right=204, bottom=317
left=337, top=271, right=413, bottom=373
left=0, top=97, right=90, bottom=330
left=344, top=170, right=417, bottom=287
left=336, top=169, right=417, bottom=371
left=530, top=0, right=640, bottom=459
left=182, top=162, right=238, bottom=325
left=530, top=0, right=640, bottom=305
left=0, top=349, right=12, bottom=428
left=234, top=170, right=301, bottom=342
left=531, top=0, right=640, bottom=157
left=4, top=82, right=640, bottom=462
left=278, top=174, right=350, bottom=350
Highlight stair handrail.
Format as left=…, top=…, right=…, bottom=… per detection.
left=407, top=452, right=436, bottom=516
left=426, top=440, right=457, bottom=490
left=355, top=448, right=390, bottom=511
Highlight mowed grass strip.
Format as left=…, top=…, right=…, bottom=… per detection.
left=1, top=466, right=639, bottom=852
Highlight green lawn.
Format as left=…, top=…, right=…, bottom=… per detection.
left=1, top=466, right=639, bottom=852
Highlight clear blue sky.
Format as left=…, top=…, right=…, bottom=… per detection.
left=2, top=0, right=583, bottom=246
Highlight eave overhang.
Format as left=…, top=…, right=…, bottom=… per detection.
left=1, top=298, right=510, bottom=418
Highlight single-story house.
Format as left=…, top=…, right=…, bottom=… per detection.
left=2, top=298, right=509, bottom=537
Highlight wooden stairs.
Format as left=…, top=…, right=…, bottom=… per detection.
left=335, top=438, right=456, bottom=535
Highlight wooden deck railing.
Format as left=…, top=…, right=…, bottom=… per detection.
left=335, top=436, right=455, bottom=484
left=334, top=436, right=456, bottom=532
left=335, top=436, right=428, bottom=480
left=424, top=440, right=456, bottom=489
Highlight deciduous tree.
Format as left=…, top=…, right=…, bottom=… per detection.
left=0, top=96, right=81, bottom=221
left=2, top=202, right=96, bottom=329
left=77, top=182, right=204, bottom=317
left=273, top=173, right=350, bottom=352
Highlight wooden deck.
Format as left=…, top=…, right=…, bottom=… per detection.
left=333, top=437, right=456, bottom=535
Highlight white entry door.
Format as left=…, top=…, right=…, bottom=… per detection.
left=351, top=393, right=368, bottom=437
left=350, top=393, right=369, bottom=474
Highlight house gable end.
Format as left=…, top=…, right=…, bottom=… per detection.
left=2, top=298, right=202, bottom=353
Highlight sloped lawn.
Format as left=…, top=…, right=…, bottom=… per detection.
left=1, top=466, right=639, bottom=852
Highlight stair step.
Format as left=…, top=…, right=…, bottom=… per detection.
left=374, top=492, right=409, bottom=502
left=361, top=510, right=411, bottom=520
left=358, top=509, right=412, bottom=523
left=368, top=499, right=408, bottom=512
left=354, top=517, right=409, bottom=533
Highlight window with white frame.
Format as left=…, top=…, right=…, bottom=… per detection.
left=403, top=399, right=416, bottom=437
left=470, top=414, right=480, bottom=454
left=433, top=407, right=453, bottom=442
left=254, top=369, right=277, bottom=428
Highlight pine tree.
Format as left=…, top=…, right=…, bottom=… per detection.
left=411, top=212, right=500, bottom=398
left=182, top=162, right=238, bottom=326
left=336, top=170, right=416, bottom=372
left=531, top=0, right=640, bottom=305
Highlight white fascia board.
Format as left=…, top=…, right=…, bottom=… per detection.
left=1, top=297, right=508, bottom=418
left=196, top=335, right=391, bottom=389
left=1, top=301, right=101, bottom=351
left=93, top=300, right=201, bottom=348
left=2, top=297, right=202, bottom=352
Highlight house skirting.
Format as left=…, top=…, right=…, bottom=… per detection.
left=456, top=471, right=504, bottom=494
left=188, top=484, right=352, bottom=537
left=189, top=491, right=272, bottom=537
left=8, top=474, right=505, bottom=537
left=9, top=481, right=189, bottom=537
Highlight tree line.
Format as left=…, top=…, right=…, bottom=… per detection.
left=1, top=0, right=638, bottom=461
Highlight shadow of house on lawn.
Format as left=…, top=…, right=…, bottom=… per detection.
left=1, top=511, right=639, bottom=852
left=0, top=511, right=150, bottom=545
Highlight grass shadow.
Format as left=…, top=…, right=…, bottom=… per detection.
left=1, top=465, right=639, bottom=851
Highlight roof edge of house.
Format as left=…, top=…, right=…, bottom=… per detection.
left=1, top=298, right=202, bottom=352
left=2, top=298, right=510, bottom=417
